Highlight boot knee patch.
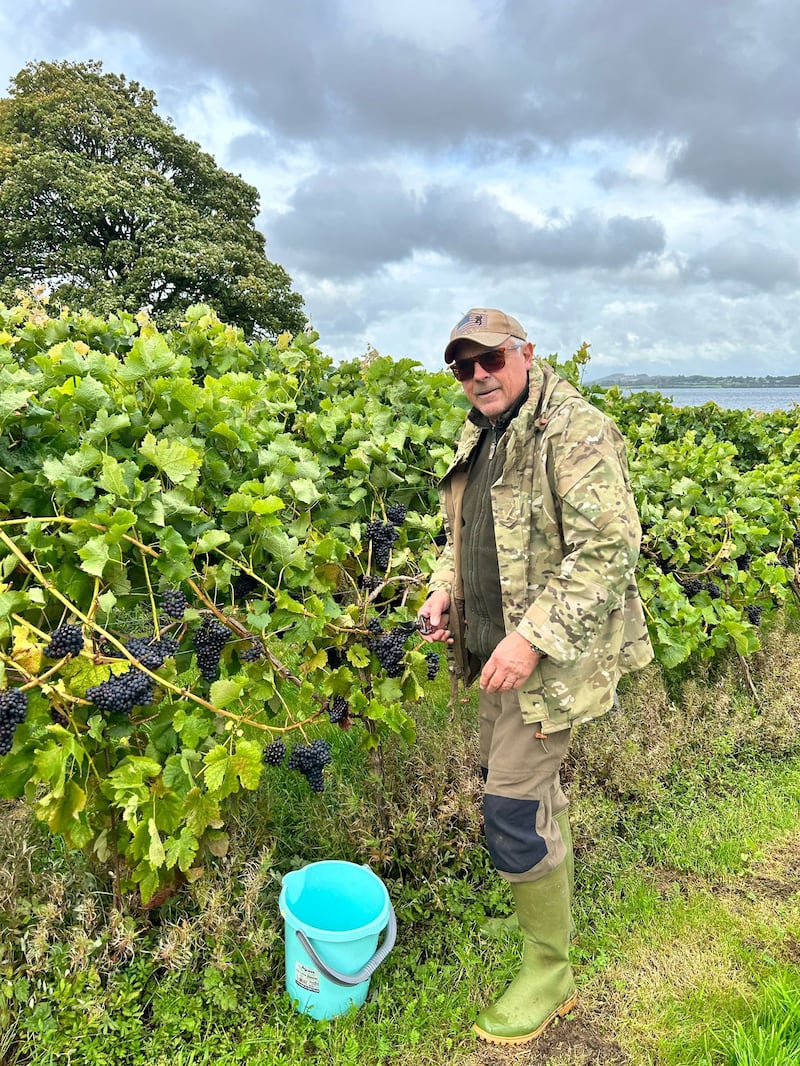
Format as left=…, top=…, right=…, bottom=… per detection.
left=484, top=794, right=547, bottom=874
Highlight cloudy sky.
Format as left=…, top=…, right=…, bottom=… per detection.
left=1, top=0, right=799, bottom=378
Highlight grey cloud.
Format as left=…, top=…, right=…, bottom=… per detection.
left=671, top=125, right=800, bottom=202
left=593, top=167, right=657, bottom=190
left=421, top=190, right=666, bottom=269
left=269, top=167, right=421, bottom=276
left=270, top=169, right=666, bottom=279
left=226, top=131, right=278, bottom=165
left=36, top=0, right=800, bottom=203
left=688, top=239, right=800, bottom=290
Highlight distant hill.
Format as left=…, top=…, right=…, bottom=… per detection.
left=587, top=373, right=800, bottom=388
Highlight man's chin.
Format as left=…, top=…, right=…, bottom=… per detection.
left=475, top=396, right=506, bottom=419
left=474, top=392, right=501, bottom=411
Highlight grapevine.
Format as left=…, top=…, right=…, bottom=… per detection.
left=0, top=298, right=796, bottom=909
left=0, top=508, right=437, bottom=904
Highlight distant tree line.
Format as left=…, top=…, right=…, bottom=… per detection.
left=590, top=373, right=800, bottom=389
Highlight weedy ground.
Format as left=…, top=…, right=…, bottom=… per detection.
left=1, top=618, right=799, bottom=1066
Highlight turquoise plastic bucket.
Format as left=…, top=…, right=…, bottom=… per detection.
left=279, top=860, right=396, bottom=1020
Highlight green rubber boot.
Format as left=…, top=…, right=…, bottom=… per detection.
left=473, top=859, right=577, bottom=1045
left=478, top=808, right=573, bottom=941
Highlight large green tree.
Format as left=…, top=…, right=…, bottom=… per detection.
left=0, top=60, right=306, bottom=336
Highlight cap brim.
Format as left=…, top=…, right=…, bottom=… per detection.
left=444, top=332, right=512, bottom=363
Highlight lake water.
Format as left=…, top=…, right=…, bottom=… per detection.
left=623, top=386, right=800, bottom=412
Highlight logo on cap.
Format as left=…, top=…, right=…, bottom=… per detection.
left=454, top=311, right=490, bottom=335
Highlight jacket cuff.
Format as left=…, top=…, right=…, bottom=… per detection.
left=515, top=620, right=558, bottom=663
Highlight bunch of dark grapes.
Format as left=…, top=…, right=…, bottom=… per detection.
left=360, top=575, right=381, bottom=591
left=371, top=626, right=410, bottom=678
left=745, top=604, right=763, bottom=626
left=125, top=635, right=179, bottom=670
left=49, top=707, right=69, bottom=729
left=232, top=572, right=260, bottom=600
left=263, top=739, right=286, bottom=767
left=287, top=739, right=332, bottom=793
left=794, top=531, right=800, bottom=549
left=160, top=589, right=187, bottom=619
left=367, top=617, right=384, bottom=637
left=328, top=695, right=349, bottom=724
left=679, top=576, right=705, bottom=597
left=326, top=647, right=343, bottom=669
left=43, top=624, right=84, bottom=659
left=192, top=617, right=229, bottom=682
left=240, top=640, right=265, bottom=663
left=386, top=504, right=407, bottom=526
left=433, top=529, right=447, bottom=547
left=425, top=651, right=440, bottom=680
left=705, top=580, right=723, bottom=600
left=86, top=668, right=154, bottom=716
left=365, top=520, right=400, bottom=572
left=737, top=551, right=753, bottom=571
left=0, top=688, right=28, bottom=756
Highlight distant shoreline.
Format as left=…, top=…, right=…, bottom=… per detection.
left=588, top=376, right=800, bottom=389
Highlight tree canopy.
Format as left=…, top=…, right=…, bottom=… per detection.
left=0, top=60, right=306, bottom=337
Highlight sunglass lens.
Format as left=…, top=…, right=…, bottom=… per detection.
left=452, top=351, right=506, bottom=380
left=481, top=352, right=506, bottom=373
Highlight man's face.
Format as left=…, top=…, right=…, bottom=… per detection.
left=452, top=339, right=533, bottom=422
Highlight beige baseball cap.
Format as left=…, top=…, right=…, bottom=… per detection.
left=444, top=308, right=527, bottom=363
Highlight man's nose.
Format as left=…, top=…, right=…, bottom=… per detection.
left=472, top=359, right=492, bottom=380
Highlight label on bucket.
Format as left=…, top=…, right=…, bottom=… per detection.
left=295, top=962, right=320, bottom=994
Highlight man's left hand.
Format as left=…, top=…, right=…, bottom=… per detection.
left=479, top=632, right=540, bottom=693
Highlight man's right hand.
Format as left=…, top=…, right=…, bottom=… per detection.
left=418, top=590, right=453, bottom=644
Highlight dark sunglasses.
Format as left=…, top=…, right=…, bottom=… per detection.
left=450, top=342, right=523, bottom=382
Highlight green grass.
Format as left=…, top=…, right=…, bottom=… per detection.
left=697, top=974, right=800, bottom=1066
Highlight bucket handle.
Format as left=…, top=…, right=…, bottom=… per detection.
left=295, top=905, right=397, bottom=987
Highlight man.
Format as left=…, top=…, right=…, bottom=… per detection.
left=418, top=308, right=653, bottom=1046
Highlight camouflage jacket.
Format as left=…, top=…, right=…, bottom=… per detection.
left=429, top=361, right=654, bottom=733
